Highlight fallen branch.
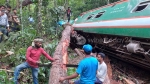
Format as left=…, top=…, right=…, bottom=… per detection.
left=68, top=49, right=85, bottom=65
left=119, top=76, right=135, bottom=84
left=122, top=77, right=135, bottom=84
left=0, top=69, right=25, bottom=75
left=74, top=48, right=84, bottom=57
left=3, top=51, right=14, bottom=57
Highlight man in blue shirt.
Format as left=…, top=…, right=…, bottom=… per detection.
left=59, top=44, right=98, bottom=84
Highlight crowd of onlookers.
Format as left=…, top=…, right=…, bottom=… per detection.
left=0, top=5, right=20, bottom=42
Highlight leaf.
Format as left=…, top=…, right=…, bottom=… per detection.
left=41, top=73, right=45, bottom=78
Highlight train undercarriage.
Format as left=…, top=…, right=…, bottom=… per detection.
left=70, top=30, right=150, bottom=83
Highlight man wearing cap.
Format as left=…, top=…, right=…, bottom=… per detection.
left=95, top=53, right=107, bottom=84
left=14, top=38, right=58, bottom=84
left=66, top=7, right=72, bottom=23
left=59, top=44, right=98, bottom=84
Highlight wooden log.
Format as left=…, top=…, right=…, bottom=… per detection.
left=122, top=77, right=135, bottom=84
left=49, top=25, right=72, bottom=84
left=74, top=48, right=84, bottom=57
left=68, top=48, right=85, bottom=65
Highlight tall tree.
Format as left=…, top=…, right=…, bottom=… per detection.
left=107, top=0, right=110, bottom=4
left=5, top=0, right=9, bottom=5
left=37, top=0, right=42, bottom=36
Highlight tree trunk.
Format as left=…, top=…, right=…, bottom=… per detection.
left=16, top=0, right=20, bottom=10
left=28, top=4, right=30, bottom=13
left=49, top=25, right=72, bottom=84
left=5, top=0, right=9, bottom=6
left=63, top=0, right=69, bottom=20
left=54, top=0, right=57, bottom=7
left=37, top=0, right=42, bottom=36
left=107, top=0, right=110, bottom=4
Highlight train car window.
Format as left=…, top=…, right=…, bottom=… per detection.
left=95, top=11, right=105, bottom=18
left=132, top=1, right=150, bottom=12
left=86, top=14, right=94, bottom=20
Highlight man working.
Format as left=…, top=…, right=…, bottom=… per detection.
left=0, top=5, right=10, bottom=42
left=14, top=38, right=58, bottom=84
left=95, top=53, right=107, bottom=84
left=66, top=7, right=72, bottom=23
left=59, top=44, right=98, bottom=84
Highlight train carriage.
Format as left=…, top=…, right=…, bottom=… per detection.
left=71, top=0, right=150, bottom=70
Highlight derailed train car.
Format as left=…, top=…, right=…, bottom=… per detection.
left=71, top=0, right=150, bottom=70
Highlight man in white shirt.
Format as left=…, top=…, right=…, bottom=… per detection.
left=95, top=53, right=107, bottom=84
left=28, top=15, right=34, bottom=23
left=0, top=5, right=10, bottom=42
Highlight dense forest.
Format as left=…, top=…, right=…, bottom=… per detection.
left=0, top=0, right=119, bottom=84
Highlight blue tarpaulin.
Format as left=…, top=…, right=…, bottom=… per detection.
left=57, top=20, right=74, bottom=26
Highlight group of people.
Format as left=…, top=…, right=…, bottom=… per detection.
left=0, top=5, right=20, bottom=42
left=12, top=6, right=107, bottom=84
left=59, top=44, right=107, bottom=84
left=14, top=37, right=107, bottom=84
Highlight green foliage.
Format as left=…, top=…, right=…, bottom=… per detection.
left=69, top=0, right=119, bottom=19
left=42, top=0, right=49, bottom=6
left=67, top=67, right=79, bottom=81
left=44, top=39, right=59, bottom=55
left=0, top=0, right=5, bottom=5
left=67, top=68, right=76, bottom=76
left=0, top=70, right=14, bottom=84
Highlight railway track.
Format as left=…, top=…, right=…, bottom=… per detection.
left=100, top=46, right=150, bottom=71
left=98, top=47, right=150, bottom=84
